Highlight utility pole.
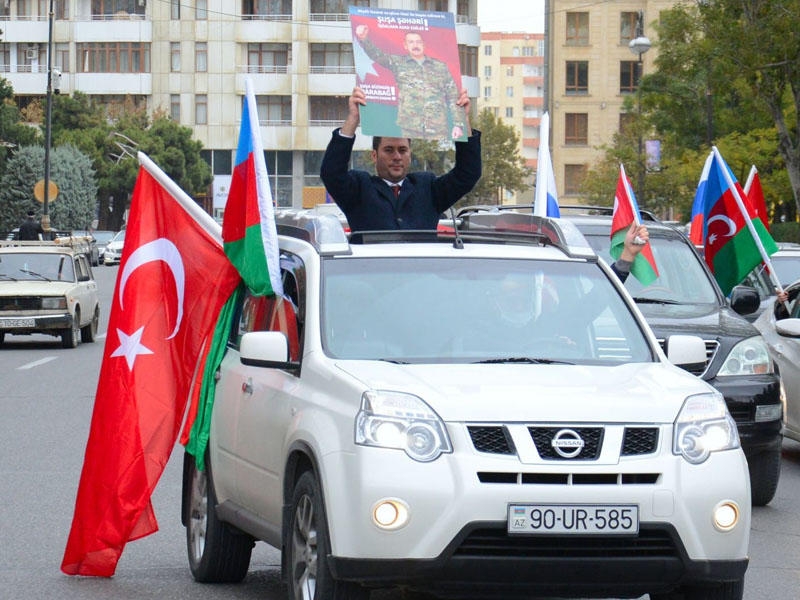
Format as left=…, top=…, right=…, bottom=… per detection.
left=42, top=0, right=55, bottom=237
left=628, top=11, right=651, bottom=204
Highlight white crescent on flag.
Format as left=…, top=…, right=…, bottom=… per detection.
left=707, top=214, right=736, bottom=238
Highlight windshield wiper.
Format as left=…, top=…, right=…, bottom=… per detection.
left=0, top=273, right=18, bottom=281
left=379, top=358, right=411, bottom=364
left=19, top=269, right=52, bottom=281
left=475, top=357, right=575, bottom=365
left=632, top=297, right=680, bottom=305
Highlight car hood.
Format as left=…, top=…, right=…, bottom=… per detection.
left=636, top=302, right=758, bottom=340
left=0, top=280, right=74, bottom=295
left=335, top=361, right=710, bottom=423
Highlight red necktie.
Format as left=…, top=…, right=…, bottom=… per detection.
left=392, top=184, right=401, bottom=198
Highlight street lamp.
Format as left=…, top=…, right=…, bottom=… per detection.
left=629, top=33, right=651, bottom=203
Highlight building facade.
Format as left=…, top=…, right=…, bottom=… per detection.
left=1, top=0, right=480, bottom=216
left=478, top=31, right=545, bottom=203
left=546, top=0, right=674, bottom=199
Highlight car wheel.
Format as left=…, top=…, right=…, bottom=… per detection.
left=81, top=306, right=99, bottom=343
left=749, top=447, right=781, bottom=506
left=651, top=578, right=744, bottom=600
left=61, top=309, right=80, bottom=349
left=288, top=471, right=369, bottom=600
left=186, top=453, right=253, bottom=583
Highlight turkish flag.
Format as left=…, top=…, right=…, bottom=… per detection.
left=61, top=162, right=240, bottom=577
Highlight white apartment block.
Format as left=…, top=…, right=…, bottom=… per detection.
left=478, top=31, right=545, bottom=203
left=546, top=0, right=675, bottom=199
left=1, top=0, right=480, bottom=215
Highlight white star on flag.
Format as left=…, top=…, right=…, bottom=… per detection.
left=111, top=326, right=154, bottom=370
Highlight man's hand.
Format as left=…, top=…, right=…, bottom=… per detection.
left=341, top=87, right=366, bottom=137
left=620, top=223, right=649, bottom=261
left=456, top=89, right=471, bottom=137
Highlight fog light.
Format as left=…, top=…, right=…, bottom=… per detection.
left=372, top=499, right=409, bottom=530
left=712, top=501, right=739, bottom=532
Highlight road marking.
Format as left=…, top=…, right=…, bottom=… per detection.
left=18, top=356, right=58, bottom=370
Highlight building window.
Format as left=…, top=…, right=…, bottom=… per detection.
left=565, top=61, right=588, bottom=95
left=196, top=42, right=207, bottom=73
left=620, top=12, right=639, bottom=44
left=256, top=95, right=292, bottom=125
left=195, top=94, right=208, bottom=125
left=484, top=66, right=491, bottom=78
left=522, top=46, right=537, bottom=57
left=418, top=0, right=446, bottom=10
left=170, top=94, right=180, bottom=122
left=506, top=66, right=514, bottom=76
left=171, top=0, right=180, bottom=19
left=620, top=61, right=638, bottom=93
left=265, top=150, right=293, bottom=207
left=170, top=42, right=181, bottom=72
left=77, top=43, right=151, bottom=73
left=619, top=112, right=635, bottom=135
left=310, top=0, right=369, bottom=21
left=243, top=0, right=293, bottom=21
left=505, top=107, right=513, bottom=118
left=248, top=43, right=291, bottom=74
left=458, top=44, right=477, bottom=77
left=566, top=12, right=589, bottom=46
left=54, top=43, right=69, bottom=73
left=484, top=45, right=492, bottom=56
left=506, top=86, right=514, bottom=97
left=564, top=164, right=587, bottom=195
left=196, top=0, right=208, bottom=19
left=565, top=113, right=588, bottom=145
left=309, top=43, right=352, bottom=74
left=456, top=0, right=470, bottom=24
left=0, top=45, right=10, bottom=73
left=309, top=96, right=347, bottom=126
left=483, top=86, right=491, bottom=98
left=90, top=0, right=145, bottom=20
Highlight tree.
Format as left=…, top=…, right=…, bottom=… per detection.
left=0, top=78, right=40, bottom=174
left=459, top=109, right=531, bottom=206
left=0, top=144, right=97, bottom=232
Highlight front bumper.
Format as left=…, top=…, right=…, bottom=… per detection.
left=319, top=425, right=750, bottom=597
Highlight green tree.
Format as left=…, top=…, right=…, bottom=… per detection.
left=0, top=144, right=97, bottom=232
left=459, top=109, right=531, bottom=206
left=0, top=78, right=40, bottom=174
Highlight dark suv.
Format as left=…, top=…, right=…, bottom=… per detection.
left=458, top=206, right=783, bottom=506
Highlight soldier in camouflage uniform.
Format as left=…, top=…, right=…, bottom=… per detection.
left=355, top=25, right=466, bottom=140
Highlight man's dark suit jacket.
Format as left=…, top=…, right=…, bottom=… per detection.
left=320, top=129, right=481, bottom=232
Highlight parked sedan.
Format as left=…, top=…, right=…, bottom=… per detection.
left=102, top=229, right=125, bottom=265
left=91, top=230, right=116, bottom=264
left=754, top=280, right=800, bottom=442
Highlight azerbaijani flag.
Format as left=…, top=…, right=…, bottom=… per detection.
left=701, top=148, right=777, bottom=296
left=688, top=152, right=713, bottom=245
left=222, top=77, right=283, bottom=297
left=533, top=112, right=560, bottom=217
left=610, top=164, right=659, bottom=286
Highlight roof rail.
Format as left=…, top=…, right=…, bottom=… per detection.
left=274, top=208, right=350, bottom=255
left=458, top=203, right=660, bottom=222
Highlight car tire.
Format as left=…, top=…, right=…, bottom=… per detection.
left=61, top=309, right=80, bottom=349
left=651, top=578, right=744, bottom=600
left=81, top=306, right=99, bottom=343
left=288, top=471, right=369, bottom=600
left=185, top=453, right=253, bottom=583
left=749, top=447, right=781, bottom=506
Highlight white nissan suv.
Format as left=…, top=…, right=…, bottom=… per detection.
left=182, top=211, right=750, bottom=600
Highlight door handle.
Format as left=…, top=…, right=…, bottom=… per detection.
left=242, top=379, right=253, bottom=395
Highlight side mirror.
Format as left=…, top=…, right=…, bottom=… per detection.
left=664, top=334, right=707, bottom=371
left=240, top=331, right=298, bottom=370
left=729, top=285, right=759, bottom=316
left=775, top=318, right=800, bottom=338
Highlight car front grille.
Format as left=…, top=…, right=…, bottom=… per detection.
left=530, top=427, right=604, bottom=460
left=0, top=296, right=41, bottom=311
left=658, top=338, right=719, bottom=376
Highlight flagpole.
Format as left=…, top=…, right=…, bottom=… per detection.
left=711, top=146, right=783, bottom=295
left=620, top=164, right=644, bottom=233
left=137, top=152, right=223, bottom=245
left=743, top=165, right=756, bottom=195
left=533, top=112, right=550, bottom=216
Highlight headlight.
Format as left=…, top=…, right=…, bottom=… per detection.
left=673, top=393, right=740, bottom=464
left=41, top=297, right=67, bottom=309
left=355, top=390, right=452, bottom=462
left=717, top=335, right=773, bottom=375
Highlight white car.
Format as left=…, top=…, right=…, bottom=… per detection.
left=0, top=239, right=100, bottom=347
left=182, top=212, right=750, bottom=600
left=102, top=229, right=125, bottom=265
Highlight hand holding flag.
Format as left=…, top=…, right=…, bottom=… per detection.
left=610, top=164, right=659, bottom=286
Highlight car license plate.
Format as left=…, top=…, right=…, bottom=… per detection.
left=0, top=318, right=35, bottom=327
left=508, top=503, right=639, bottom=535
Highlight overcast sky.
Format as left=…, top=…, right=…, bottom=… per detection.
left=478, top=0, right=545, bottom=33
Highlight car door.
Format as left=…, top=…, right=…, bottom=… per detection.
left=73, top=255, right=96, bottom=326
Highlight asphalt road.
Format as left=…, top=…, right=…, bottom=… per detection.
left=1, top=264, right=799, bottom=599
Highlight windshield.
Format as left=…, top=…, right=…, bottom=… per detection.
left=112, top=230, right=125, bottom=243
left=585, top=233, right=719, bottom=305
left=771, top=255, right=800, bottom=287
left=321, top=257, right=652, bottom=364
left=93, top=231, right=116, bottom=244
left=0, top=252, right=75, bottom=282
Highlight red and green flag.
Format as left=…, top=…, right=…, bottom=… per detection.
left=610, top=164, right=659, bottom=286
left=702, top=148, right=777, bottom=296
left=222, top=77, right=283, bottom=297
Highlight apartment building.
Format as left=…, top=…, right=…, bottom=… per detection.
left=0, top=0, right=480, bottom=216
left=478, top=31, right=545, bottom=202
left=546, top=0, right=674, bottom=199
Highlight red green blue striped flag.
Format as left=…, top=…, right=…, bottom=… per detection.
left=222, top=78, right=283, bottom=297
left=610, top=164, right=659, bottom=286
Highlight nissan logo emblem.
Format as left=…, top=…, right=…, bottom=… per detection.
left=551, top=429, right=584, bottom=458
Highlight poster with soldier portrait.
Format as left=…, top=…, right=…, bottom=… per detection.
left=349, top=6, right=467, bottom=142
